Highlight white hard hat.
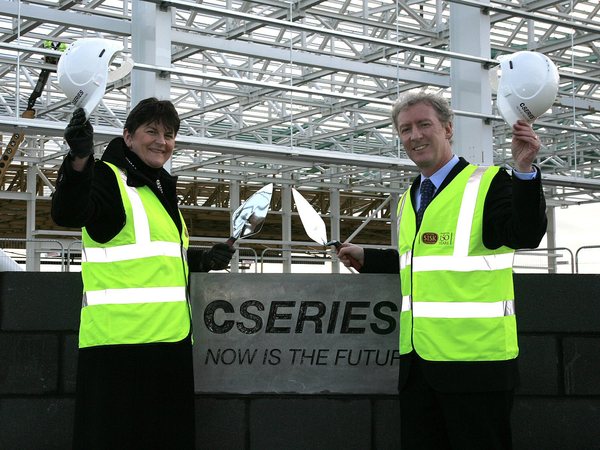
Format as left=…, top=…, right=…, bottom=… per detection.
left=57, top=38, right=132, bottom=118
left=491, top=51, right=559, bottom=126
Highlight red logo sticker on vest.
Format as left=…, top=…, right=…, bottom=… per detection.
left=422, top=232, right=438, bottom=244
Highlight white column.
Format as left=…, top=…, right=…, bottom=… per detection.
left=131, top=0, right=173, bottom=172
left=25, top=163, right=39, bottom=270
left=330, top=186, right=340, bottom=274
left=390, top=191, right=399, bottom=249
left=281, top=179, right=292, bottom=273
left=449, top=1, right=493, bottom=165
left=229, top=181, right=240, bottom=273
left=546, top=204, right=557, bottom=273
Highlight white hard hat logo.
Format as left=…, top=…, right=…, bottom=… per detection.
left=57, top=38, right=132, bottom=118
left=72, top=89, right=85, bottom=105
left=519, top=103, right=536, bottom=121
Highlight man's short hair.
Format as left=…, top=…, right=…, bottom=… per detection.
left=391, top=92, right=454, bottom=134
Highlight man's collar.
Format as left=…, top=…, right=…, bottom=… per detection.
left=420, top=154, right=459, bottom=189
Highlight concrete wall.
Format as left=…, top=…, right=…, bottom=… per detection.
left=1, top=272, right=599, bottom=449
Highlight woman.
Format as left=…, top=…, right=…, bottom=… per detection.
left=52, top=98, right=234, bottom=449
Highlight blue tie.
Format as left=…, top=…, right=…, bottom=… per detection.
left=417, top=178, right=434, bottom=227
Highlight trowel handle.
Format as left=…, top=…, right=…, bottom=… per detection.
left=226, top=237, right=237, bottom=248
left=328, top=240, right=362, bottom=271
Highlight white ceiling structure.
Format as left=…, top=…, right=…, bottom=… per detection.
left=0, top=0, right=599, bottom=259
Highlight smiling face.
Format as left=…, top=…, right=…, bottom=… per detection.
left=123, top=121, right=176, bottom=169
left=395, top=102, right=453, bottom=177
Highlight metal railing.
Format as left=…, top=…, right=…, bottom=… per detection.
left=258, top=247, right=349, bottom=273
left=2, top=237, right=600, bottom=274
left=0, top=237, right=66, bottom=271
left=66, top=240, right=83, bottom=272
left=514, top=247, right=575, bottom=274
left=575, top=246, right=600, bottom=274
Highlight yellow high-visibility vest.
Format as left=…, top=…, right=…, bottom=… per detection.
left=79, top=162, right=190, bottom=348
left=397, top=165, right=518, bottom=361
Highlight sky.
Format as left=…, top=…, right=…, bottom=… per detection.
left=550, top=203, right=600, bottom=274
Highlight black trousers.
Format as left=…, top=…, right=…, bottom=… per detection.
left=399, top=355, right=514, bottom=450
left=73, top=336, right=196, bottom=450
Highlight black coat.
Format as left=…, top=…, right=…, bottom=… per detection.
left=362, top=157, right=547, bottom=392
left=51, top=138, right=198, bottom=449
left=52, top=136, right=210, bottom=271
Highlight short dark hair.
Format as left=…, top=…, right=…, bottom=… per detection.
left=124, top=97, right=180, bottom=136
left=391, top=92, right=453, bottom=134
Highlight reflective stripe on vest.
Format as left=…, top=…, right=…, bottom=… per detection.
left=397, top=164, right=517, bottom=361
left=79, top=162, right=189, bottom=347
left=84, top=286, right=188, bottom=306
left=83, top=241, right=182, bottom=263
left=413, top=300, right=515, bottom=318
left=412, top=253, right=514, bottom=272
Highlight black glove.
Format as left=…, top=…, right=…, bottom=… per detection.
left=203, top=243, right=235, bottom=271
left=64, top=108, right=94, bottom=159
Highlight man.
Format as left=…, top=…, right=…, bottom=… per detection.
left=337, top=92, right=547, bottom=450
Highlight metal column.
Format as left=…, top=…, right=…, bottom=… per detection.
left=25, top=163, right=38, bottom=270
left=449, top=1, right=493, bottom=165
left=330, top=186, right=340, bottom=274
left=229, top=181, right=240, bottom=273
left=546, top=205, right=557, bottom=273
left=131, top=0, right=173, bottom=169
left=281, top=179, right=292, bottom=273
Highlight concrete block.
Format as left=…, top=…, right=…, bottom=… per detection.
left=0, top=398, right=75, bottom=450
left=0, top=272, right=81, bottom=331
left=195, top=397, right=246, bottom=450
left=250, top=398, right=371, bottom=450
left=515, top=274, right=600, bottom=333
left=512, top=397, right=600, bottom=450
left=61, top=333, right=79, bottom=394
left=563, top=337, right=600, bottom=395
left=0, top=334, right=58, bottom=394
left=516, top=335, right=559, bottom=395
left=373, top=398, right=401, bottom=450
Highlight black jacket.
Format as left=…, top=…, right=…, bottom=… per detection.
left=51, top=137, right=210, bottom=271
left=362, top=157, right=547, bottom=392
